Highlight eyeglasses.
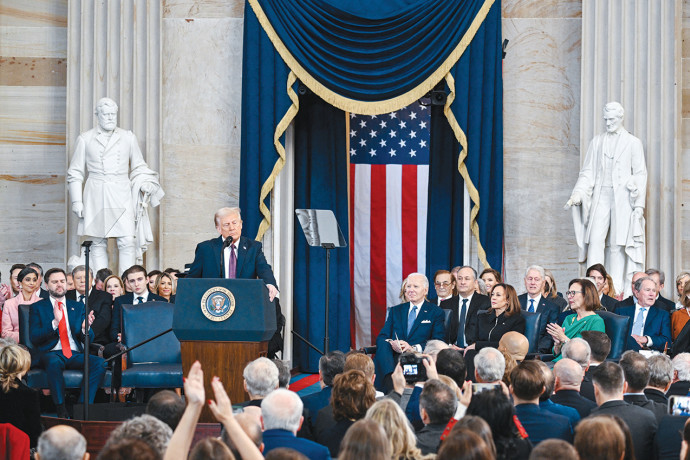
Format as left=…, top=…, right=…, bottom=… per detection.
left=435, top=281, right=451, bottom=287
left=566, top=290, right=583, bottom=297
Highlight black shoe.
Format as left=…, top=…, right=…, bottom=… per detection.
left=56, top=403, right=70, bottom=419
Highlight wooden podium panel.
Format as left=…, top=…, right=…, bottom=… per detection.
left=181, top=340, right=268, bottom=422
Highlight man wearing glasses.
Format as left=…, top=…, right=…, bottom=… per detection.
left=430, top=270, right=455, bottom=305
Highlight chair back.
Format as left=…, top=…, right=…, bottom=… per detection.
left=521, top=311, right=542, bottom=353
left=443, top=308, right=452, bottom=333
left=122, top=301, right=180, bottom=364
left=596, top=310, right=630, bottom=361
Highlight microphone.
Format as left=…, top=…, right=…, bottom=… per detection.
left=222, top=236, right=234, bottom=249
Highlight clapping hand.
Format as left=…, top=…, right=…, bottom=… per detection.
left=545, top=322, right=567, bottom=344
left=208, top=376, right=233, bottom=424
left=184, top=361, right=205, bottom=407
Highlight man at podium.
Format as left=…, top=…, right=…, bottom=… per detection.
left=187, top=207, right=278, bottom=301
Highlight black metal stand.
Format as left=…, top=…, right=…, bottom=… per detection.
left=81, top=240, right=92, bottom=421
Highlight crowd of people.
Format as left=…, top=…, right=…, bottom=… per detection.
left=3, top=257, right=690, bottom=458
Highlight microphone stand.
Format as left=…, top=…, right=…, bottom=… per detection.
left=81, top=240, right=92, bottom=421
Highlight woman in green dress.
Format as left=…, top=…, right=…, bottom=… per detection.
left=546, top=278, right=606, bottom=360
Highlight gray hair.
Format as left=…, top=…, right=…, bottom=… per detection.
left=243, top=357, right=279, bottom=397
left=561, top=338, right=591, bottom=369
left=214, top=207, right=242, bottom=227
left=423, top=339, right=450, bottom=359
left=95, top=97, right=118, bottom=114
left=524, top=265, right=545, bottom=279
left=673, top=353, right=690, bottom=381
left=648, top=354, right=674, bottom=388
left=476, top=278, right=488, bottom=295
left=634, top=276, right=657, bottom=293
left=474, top=347, right=505, bottom=382
left=645, top=268, right=665, bottom=285
left=405, top=272, right=429, bottom=290
left=103, top=414, right=172, bottom=455
left=261, top=388, right=303, bottom=432
left=272, top=359, right=291, bottom=388
left=553, top=358, right=584, bottom=387
left=71, top=265, right=93, bottom=278
left=603, top=102, right=624, bottom=119
left=453, top=266, right=477, bottom=280
left=38, top=426, right=87, bottom=460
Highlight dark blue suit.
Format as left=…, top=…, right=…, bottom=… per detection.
left=374, top=301, right=445, bottom=389
left=262, top=429, right=331, bottom=460
left=29, top=298, right=106, bottom=405
left=514, top=403, right=573, bottom=444
left=518, top=294, right=560, bottom=353
left=109, top=292, right=167, bottom=343
left=187, top=235, right=277, bottom=287
left=614, top=304, right=672, bottom=351
left=302, top=386, right=332, bottom=431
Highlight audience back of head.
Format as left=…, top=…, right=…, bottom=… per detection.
left=318, top=350, right=346, bottom=386
left=332, top=369, right=376, bottom=422
left=574, top=416, right=625, bottom=460
left=647, top=354, right=673, bottom=390
left=243, top=357, right=279, bottom=398
left=452, top=416, right=496, bottom=459
left=101, top=414, right=172, bottom=456
left=561, top=337, right=592, bottom=368
left=365, top=399, right=425, bottom=460
left=188, top=438, right=234, bottom=460
left=272, top=359, right=291, bottom=388
left=420, top=379, right=457, bottom=425
left=510, top=360, right=545, bottom=402
left=436, top=348, right=466, bottom=387
left=37, top=426, right=88, bottom=460
left=673, top=353, right=690, bottom=381
left=619, top=350, right=650, bottom=392
left=528, top=439, right=578, bottom=460
left=581, top=330, right=611, bottom=364
left=436, top=428, right=493, bottom=460
left=96, top=439, right=160, bottom=460
left=261, top=389, right=303, bottom=433
left=474, top=347, right=506, bottom=383
left=337, top=419, right=390, bottom=460
left=146, top=390, right=186, bottom=430
left=343, top=352, right=375, bottom=382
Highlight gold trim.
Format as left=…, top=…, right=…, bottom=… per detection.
left=443, top=73, right=490, bottom=268
left=247, top=0, right=495, bottom=115
left=256, top=71, right=300, bottom=241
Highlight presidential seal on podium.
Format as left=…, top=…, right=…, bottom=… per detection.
left=200, top=287, right=235, bottom=322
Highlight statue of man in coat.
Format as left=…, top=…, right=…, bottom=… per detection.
left=67, top=98, right=164, bottom=272
left=565, top=102, right=647, bottom=297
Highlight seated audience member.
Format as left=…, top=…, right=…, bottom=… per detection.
left=94, top=268, right=113, bottom=291
left=673, top=281, right=690, bottom=340
left=416, top=379, right=458, bottom=455
left=316, top=370, right=375, bottom=457
left=431, top=270, right=455, bottom=305
left=365, top=399, right=433, bottom=460
left=103, top=414, right=172, bottom=457
left=543, top=269, right=568, bottom=312
left=604, top=274, right=618, bottom=299
left=615, top=275, right=672, bottom=352
left=645, top=268, right=676, bottom=312
left=546, top=279, right=605, bottom=361
left=518, top=265, right=560, bottom=353
left=301, top=351, right=345, bottom=425
left=221, top=411, right=264, bottom=458
left=528, top=439, right=578, bottom=460
left=153, top=273, right=175, bottom=303
left=479, top=268, right=501, bottom=294
left=619, top=350, right=666, bottom=421
left=609, top=415, right=636, bottom=460
left=240, top=357, right=280, bottom=406
left=261, top=388, right=330, bottom=460
left=501, top=349, right=518, bottom=386
left=586, top=263, right=618, bottom=310
left=146, top=390, right=186, bottom=430
left=272, top=359, right=290, bottom=389
left=36, top=425, right=88, bottom=460
left=589, top=361, right=658, bottom=460
left=0, top=343, right=42, bottom=447
left=29, top=268, right=106, bottom=418
left=8, top=263, right=26, bottom=297
left=577, top=331, right=611, bottom=401
left=464, top=284, right=525, bottom=354
left=535, top=361, right=580, bottom=426
left=452, top=416, right=496, bottom=459
left=66, top=265, right=113, bottom=348
left=551, top=358, right=596, bottom=418
left=422, top=339, right=449, bottom=360
left=435, top=348, right=466, bottom=388
left=188, top=438, right=233, bottom=460
left=668, top=352, right=690, bottom=396
left=374, top=273, right=445, bottom=391
left=337, top=419, right=390, bottom=460
left=510, top=361, right=572, bottom=444
left=104, top=275, right=125, bottom=300
left=98, top=439, right=160, bottom=460
left=147, top=270, right=162, bottom=292
left=474, top=347, right=505, bottom=383
left=574, top=416, right=625, bottom=460
left=444, top=266, right=490, bottom=351
left=2, top=266, right=41, bottom=342
left=676, top=272, right=690, bottom=310
left=436, top=428, right=493, bottom=460
left=644, top=354, right=673, bottom=404
left=498, top=331, right=529, bottom=363
left=465, top=388, right=532, bottom=459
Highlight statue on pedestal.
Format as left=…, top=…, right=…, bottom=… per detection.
left=67, top=97, right=164, bottom=272
left=565, top=102, right=647, bottom=297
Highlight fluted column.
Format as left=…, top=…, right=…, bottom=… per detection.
left=66, top=0, right=161, bottom=271
left=580, top=0, right=681, bottom=295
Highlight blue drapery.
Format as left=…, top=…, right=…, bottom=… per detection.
left=240, top=0, right=503, bottom=369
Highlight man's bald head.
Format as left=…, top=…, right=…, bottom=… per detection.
left=561, top=337, right=591, bottom=369
left=498, top=331, right=529, bottom=362
left=37, top=425, right=88, bottom=460
left=553, top=358, right=584, bottom=390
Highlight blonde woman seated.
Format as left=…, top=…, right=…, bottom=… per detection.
left=154, top=273, right=175, bottom=303
left=0, top=344, right=42, bottom=447
left=2, top=267, right=41, bottom=343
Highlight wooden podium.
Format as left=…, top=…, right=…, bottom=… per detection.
left=173, top=278, right=276, bottom=422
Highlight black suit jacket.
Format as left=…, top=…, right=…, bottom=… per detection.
left=655, top=415, right=688, bottom=460
left=475, top=310, right=526, bottom=349
left=624, top=393, right=667, bottom=422
left=518, top=294, right=560, bottom=353
left=441, top=294, right=489, bottom=346
left=644, top=387, right=669, bottom=405
left=580, top=366, right=596, bottom=402
left=589, top=400, right=658, bottom=460
left=667, top=380, right=690, bottom=397
left=0, top=379, right=42, bottom=447
left=551, top=389, right=597, bottom=418
left=657, top=294, right=676, bottom=313
left=615, top=295, right=669, bottom=312
left=109, top=292, right=167, bottom=342
left=66, top=288, right=112, bottom=345
left=600, top=294, right=618, bottom=311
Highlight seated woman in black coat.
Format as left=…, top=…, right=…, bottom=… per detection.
left=465, top=283, right=526, bottom=352
left=0, top=343, right=42, bottom=447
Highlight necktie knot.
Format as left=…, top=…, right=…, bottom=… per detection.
left=79, top=295, right=85, bottom=303
left=137, top=296, right=144, bottom=304
left=528, top=299, right=535, bottom=313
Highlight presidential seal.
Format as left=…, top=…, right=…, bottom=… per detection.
left=200, top=287, right=235, bottom=322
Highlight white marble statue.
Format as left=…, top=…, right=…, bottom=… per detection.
left=67, top=97, right=164, bottom=272
left=565, top=102, right=647, bottom=297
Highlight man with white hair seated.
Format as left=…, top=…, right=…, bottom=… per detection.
left=261, top=388, right=331, bottom=459
left=668, top=352, right=690, bottom=396
left=240, top=357, right=280, bottom=406
left=551, top=358, right=596, bottom=418
left=474, top=347, right=505, bottom=383
left=36, top=425, right=88, bottom=460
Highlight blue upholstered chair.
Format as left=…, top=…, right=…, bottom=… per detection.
left=596, top=310, right=630, bottom=361
left=521, top=310, right=542, bottom=354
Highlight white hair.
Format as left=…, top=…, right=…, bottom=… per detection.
left=673, top=353, right=690, bottom=381
left=553, top=358, right=584, bottom=387
left=95, top=97, right=118, bottom=114
left=423, top=339, right=449, bottom=359
left=405, top=272, right=429, bottom=289
left=243, top=357, right=279, bottom=397
left=524, top=265, right=545, bottom=279
left=562, top=338, right=591, bottom=369
left=214, top=207, right=242, bottom=227
left=38, top=426, right=87, bottom=460
left=261, top=388, right=303, bottom=432
left=474, top=347, right=505, bottom=382
left=603, top=102, right=624, bottom=119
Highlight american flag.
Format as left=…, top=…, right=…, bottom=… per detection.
left=348, top=103, right=431, bottom=348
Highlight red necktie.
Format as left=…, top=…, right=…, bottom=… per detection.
left=57, top=302, right=72, bottom=359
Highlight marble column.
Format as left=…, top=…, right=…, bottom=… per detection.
left=580, top=0, right=680, bottom=295
left=66, top=0, right=161, bottom=272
